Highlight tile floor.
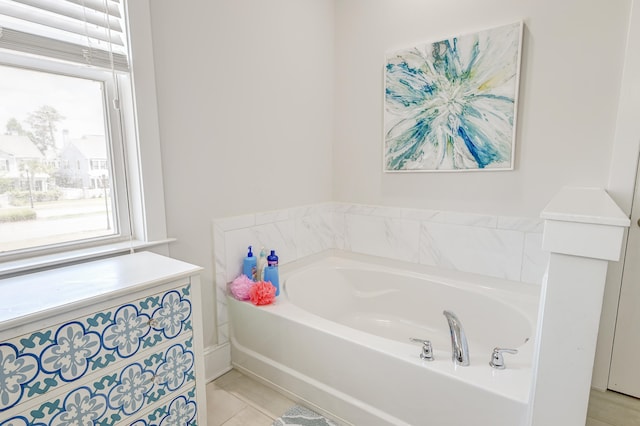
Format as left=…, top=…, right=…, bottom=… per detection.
left=207, top=368, right=640, bottom=426
left=587, top=389, right=640, bottom=426
left=207, top=369, right=298, bottom=426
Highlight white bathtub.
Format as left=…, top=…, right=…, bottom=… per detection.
left=228, top=251, right=540, bottom=425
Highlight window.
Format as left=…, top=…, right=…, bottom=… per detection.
left=90, top=159, right=107, bottom=170
left=0, top=0, right=148, bottom=261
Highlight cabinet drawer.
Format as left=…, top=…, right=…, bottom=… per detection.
left=0, top=283, right=193, bottom=413
left=128, top=386, right=198, bottom=426
left=2, top=337, right=196, bottom=425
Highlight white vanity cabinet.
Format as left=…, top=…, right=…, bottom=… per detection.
left=0, top=252, right=207, bottom=426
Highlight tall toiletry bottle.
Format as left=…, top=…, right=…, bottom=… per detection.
left=264, top=249, right=280, bottom=296
left=257, top=247, right=267, bottom=281
left=242, top=246, right=257, bottom=281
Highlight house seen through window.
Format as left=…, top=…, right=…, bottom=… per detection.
left=0, top=65, right=116, bottom=253
left=0, top=0, right=133, bottom=258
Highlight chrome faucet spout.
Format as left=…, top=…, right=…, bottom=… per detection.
left=443, top=310, right=470, bottom=366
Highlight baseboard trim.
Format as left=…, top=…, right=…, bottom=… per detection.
left=204, top=342, right=231, bottom=382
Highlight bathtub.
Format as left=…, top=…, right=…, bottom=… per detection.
left=227, top=251, right=540, bottom=425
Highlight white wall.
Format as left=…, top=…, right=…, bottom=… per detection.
left=146, top=0, right=636, bottom=385
left=147, top=0, right=335, bottom=354
left=333, top=0, right=631, bottom=217
left=594, top=1, right=640, bottom=390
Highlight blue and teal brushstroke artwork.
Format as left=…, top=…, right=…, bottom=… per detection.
left=384, top=22, right=523, bottom=172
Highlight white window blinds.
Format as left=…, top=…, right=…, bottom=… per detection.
left=0, top=0, right=128, bottom=71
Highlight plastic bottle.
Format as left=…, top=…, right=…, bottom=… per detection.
left=242, top=246, right=257, bottom=281
left=267, top=250, right=279, bottom=267
left=264, top=264, right=280, bottom=296
left=264, top=249, right=280, bottom=296
left=256, top=247, right=267, bottom=281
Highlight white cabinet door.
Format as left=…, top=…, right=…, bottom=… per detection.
left=609, top=174, right=640, bottom=397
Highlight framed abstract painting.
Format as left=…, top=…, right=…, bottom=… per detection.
left=383, top=22, right=523, bottom=172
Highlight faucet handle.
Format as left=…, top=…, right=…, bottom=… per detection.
left=409, top=338, right=434, bottom=361
left=489, top=347, right=518, bottom=369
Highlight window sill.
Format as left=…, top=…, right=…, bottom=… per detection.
left=0, top=238, right=176, bottom=278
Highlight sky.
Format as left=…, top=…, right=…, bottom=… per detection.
left=0, top=63, right=106, bottom=147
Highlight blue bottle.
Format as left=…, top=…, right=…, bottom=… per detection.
left=267, top=250, right=279, bottom=267
left=264, top=264, right=280, bottom=296
left=242, top=246, right=257, bottom=281
left=265, top=250, right=280, bottom=295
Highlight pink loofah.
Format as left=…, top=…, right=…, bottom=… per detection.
left=249, top=281, right=276, bottom=306
left=229, top=274, right=254, bottom=300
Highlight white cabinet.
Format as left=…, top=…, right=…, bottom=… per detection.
left=0, top=252, right=206, bottom=426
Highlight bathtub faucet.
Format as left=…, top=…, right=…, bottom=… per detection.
left=443, top=310, right=470, bottom=366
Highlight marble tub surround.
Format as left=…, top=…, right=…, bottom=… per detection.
left=213, top=203, right=338, bottom=343
left=213, top=202, right=548, bottom=345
